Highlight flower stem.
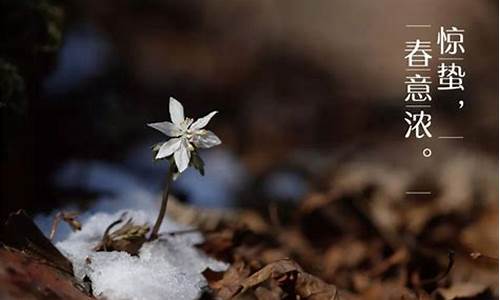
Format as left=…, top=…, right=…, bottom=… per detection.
left=149, top=166, right=174, bottom=240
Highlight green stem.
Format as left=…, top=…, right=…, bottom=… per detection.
left=149, top=166, right=174, bottom=240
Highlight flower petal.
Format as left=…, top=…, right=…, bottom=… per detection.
left=147, top=121, right=181, bottom=137
left=169, top=97, right=185, bottom=125
left=155, top=138, right=181, bottom=159
left=174, top=140, right=191, bottom=173
left=190, top=111, right=218, bottom=130
left=192, top=130, right=221, bottom=149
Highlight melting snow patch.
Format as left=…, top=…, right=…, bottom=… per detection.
left=56, top=210, right=227, bottom=300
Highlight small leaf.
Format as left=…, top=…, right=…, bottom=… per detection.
left=190, top=151, right=205, bottom=176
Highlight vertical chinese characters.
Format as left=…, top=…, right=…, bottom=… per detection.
left=404, top=35, right=433, bottom=141
left=437, top=26, right=466, bottom=92
left=403, top=25, right=466, bottom=158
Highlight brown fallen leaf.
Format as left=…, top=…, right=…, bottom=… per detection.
left=0, top=248, right=93, bottom=300
left=437, top=282, right=490, bottom=300
left=366, top=247, right=408, bottom=278
left=0, top=210, right=74, bottom=275
left=204, top=261, right=252, bottom=299
left=469, top=252, right=499, bottom=265
left=323, top=238, right=368, bottom=280
left=447, top=255, right=498, bottom=297
left=254, top=285, right=282, bottom=300
left=239, top=259, right=300, bottom=291
left=0, top=211, right=92, bottom=299
left=461, top=206, right=499, bottom=258
left=198, top=228, right=236, bottom=262
left=354, top=279, right=419, bottom=300
left=238, top=259, right=339, bottom=300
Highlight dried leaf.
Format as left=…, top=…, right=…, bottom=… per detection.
left=437, top=282, right=489, bottom=300
left=205, top=261, right=251, bottom=299
left=237, top=259, right=339, bottom=300
left=0, top=248, right=93, bottom=300
left=94, top=216, right=149, bottom=255
left=0, top=210, right=73, bottom=275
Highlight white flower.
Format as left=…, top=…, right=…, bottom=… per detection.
left=148, top=97, right=221, bottom=173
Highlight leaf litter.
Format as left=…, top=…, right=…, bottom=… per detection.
left=0, top=149, right=497, bottom=300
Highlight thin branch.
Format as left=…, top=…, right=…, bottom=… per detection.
left=167, top=228, right=199, bottom=236
left=49, top=212, right=63, bottom=241
left=49, top=211, right=81, bottom=241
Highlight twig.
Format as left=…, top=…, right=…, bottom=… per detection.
left=49, top=212, right=63, bottom=241
left=49, top=211, right=81, bottom=241
left=167, top=228, right=199, bottom=236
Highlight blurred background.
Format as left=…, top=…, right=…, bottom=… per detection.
left=0, top=0, right=498, bottom=221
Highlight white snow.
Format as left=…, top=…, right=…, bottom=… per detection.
left=56, top=210, right=227, bottom=300
left=34, top=148, right=237, bottom=299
